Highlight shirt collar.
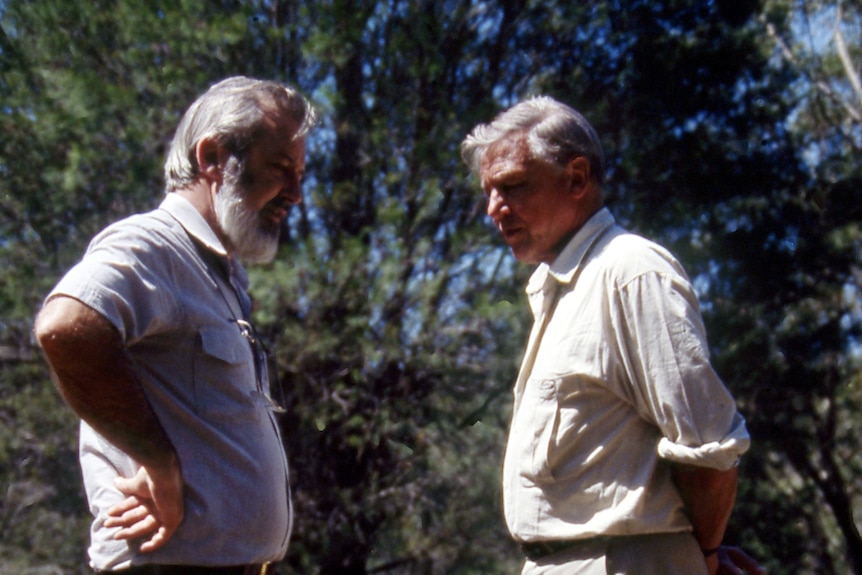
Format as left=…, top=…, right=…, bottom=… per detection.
left=159, top=193, right=250, bottom=294
left=159, top=193, right=229, bottom=257
left=526, top=207, right=616, bottom=297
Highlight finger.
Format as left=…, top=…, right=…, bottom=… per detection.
left=704, top=553, right=720, bottom=575
left=139, top=526, right=173, bottom=553
left=104, top=503, right=152, bottom=528
left=146, top=477, right=184, bottom=534
left=122, top=463, right=185, bottom=553
left=724, top=547, right=766, bottom=574
left=106, top=495, right=144, bottom=517
left=114, top=471, right=148, bottom=497
left=112, top=513, right=159, bottom=541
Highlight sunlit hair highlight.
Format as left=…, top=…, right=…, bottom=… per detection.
left=164, top=76, right=317, bottom=193
left=461, top=96, right=605, bottom=186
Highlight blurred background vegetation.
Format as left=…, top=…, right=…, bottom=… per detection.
left=1, top=0, right=861, bottom=573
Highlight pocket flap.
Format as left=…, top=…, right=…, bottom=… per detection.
left=199, top=325, right=245, bottom=364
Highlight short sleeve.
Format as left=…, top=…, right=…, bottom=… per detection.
left=49, top=218, right=178, bottom=344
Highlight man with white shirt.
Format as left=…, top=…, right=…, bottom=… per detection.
left=461, top=96, right=763, bottom=575
left=34, top=76, right=315, bottom=574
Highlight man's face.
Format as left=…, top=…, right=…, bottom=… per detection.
left=480, top=133, right=578, bottom=265
left=215, top=117, right=306, bottom=264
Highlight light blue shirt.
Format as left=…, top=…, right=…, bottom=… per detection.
left=50, top=194, right=291, bottom=570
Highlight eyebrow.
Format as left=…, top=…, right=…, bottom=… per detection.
left=273, top=153, right=305, bottom=168
left=484, top=163, right=528, bottom=183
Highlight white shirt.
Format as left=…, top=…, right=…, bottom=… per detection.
left=503, top=208, right=749, bottom=543
left=50, top=194, right=291, bottom=570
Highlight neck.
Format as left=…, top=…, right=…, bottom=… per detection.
left=173, top=182, right=234, bottom=254
left=545, top=202, right=604, bottom=265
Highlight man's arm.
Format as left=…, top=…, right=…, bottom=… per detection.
left=34, top=295, right=184, bottom=552
left=672, top=465, right=765, bottom=575
left=671, top=464, right=736, bottom=551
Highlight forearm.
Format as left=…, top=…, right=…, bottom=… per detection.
left=37, top=295, right=185, bottom=552
left=35, top=296, right=177, bottom=470
left=671, top=464, right=738, bottom=551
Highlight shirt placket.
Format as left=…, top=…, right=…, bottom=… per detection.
left=512, top=277, right=560, bottom=413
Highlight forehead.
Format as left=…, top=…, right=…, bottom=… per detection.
left=252, top=115, right=307, bottom=163
left=480, top=133, right=532, bottom=181
left=481, top=133, right=532, bottom=170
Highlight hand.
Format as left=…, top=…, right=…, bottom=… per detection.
left=104, top=462, right=184, bottom=552
left=705, top=545, right=766, bottom=575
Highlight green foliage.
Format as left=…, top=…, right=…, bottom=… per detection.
left=0, top=361, right=88, bottom=574
left=3, top=0, right=862, bottom=573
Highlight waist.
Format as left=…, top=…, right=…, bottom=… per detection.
left=519, top=536, right=612, bottom=561
left=103, top=563, right=271, bottom=575
left=519, top=532, right=698, bottom=562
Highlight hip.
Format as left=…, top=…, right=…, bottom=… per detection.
left=520, top=532, right=707, bottom=575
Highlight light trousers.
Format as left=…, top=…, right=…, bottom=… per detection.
left=520, top=532, right=708, bottom=575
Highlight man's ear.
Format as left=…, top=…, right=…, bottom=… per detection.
left=194, top=137, right=228, bottom=183
left=566, top=156, right=592, bottom=197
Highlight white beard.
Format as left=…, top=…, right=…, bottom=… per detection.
left=213, top=159, right=279, bottom=264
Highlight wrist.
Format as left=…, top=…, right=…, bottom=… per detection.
left=143, top=451, right=181, bottom=476
left=701, top=546, right=720, bottom=557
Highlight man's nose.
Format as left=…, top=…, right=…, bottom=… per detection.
left=281, top=174, right=303, bottom=206
left=486, top=188, right=506, bottom=218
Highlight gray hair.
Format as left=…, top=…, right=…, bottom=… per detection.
left=461, top=96, right=604, bottom=185
left=164, top=76, right=317, bottom=192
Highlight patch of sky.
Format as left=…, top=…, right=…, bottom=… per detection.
left=781, top=4, right=861, bottom=136
left=687, top=224, right=722, bottom=308
left=474, top=4, right=503, bottom=40
left=840, top=283, right=862, bottom=330
left=840, top=283, right=862, bottom=360
left=678, top=111, right=711, bottom=137
left=791, top=5, right=841, bottom=53
left=778, top=226, right=799, bottom=254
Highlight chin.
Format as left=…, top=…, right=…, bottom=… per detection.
left=508, top=242, right=533, bottom=262
left=510, top=250, right=536, bottom=264
left=233, top=231, right=279, bottom=264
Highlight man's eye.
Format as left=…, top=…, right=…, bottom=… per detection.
left=501, top=182, right=527, bottom=195
left=273, top=164, right=300, bottom=179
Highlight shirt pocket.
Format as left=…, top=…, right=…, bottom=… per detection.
left=514, top=377, right=561, bottom=485
left=193, top=325, right=257, bottom=422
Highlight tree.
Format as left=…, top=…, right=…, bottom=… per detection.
left=0, top=1, right=311, bottom=572
left=1, top=1, right=528, bottom=573
left=531, top=1, right=862, bottom=572
left=2, top=1, right=862, bottom=574
left=258, top=1, right=534, bottom=572
left=744, top=1, right=862, bottom=571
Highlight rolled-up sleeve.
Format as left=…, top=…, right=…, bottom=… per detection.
left=657, top=412, right=749, bottom=470
left=615, top=266, right=750, bottom=471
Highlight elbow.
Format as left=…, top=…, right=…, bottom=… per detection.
left=34, top=304, right=62, bottom=357
left=34, top=300, right=72, bottom=360
left=33, top=296, right=102, bottom=367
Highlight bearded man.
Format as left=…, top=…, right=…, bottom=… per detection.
left=34, top=77, right=316, bottom=575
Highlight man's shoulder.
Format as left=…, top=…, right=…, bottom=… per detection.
left=103, top=204, right=178, bottom=231
left=79, top=206, right=196, bottom=278
left=594, top=228, right=685, bottom=282
left=602, top=227, right=665, bottom=253
left=92, top=206, right=185, bottom=248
